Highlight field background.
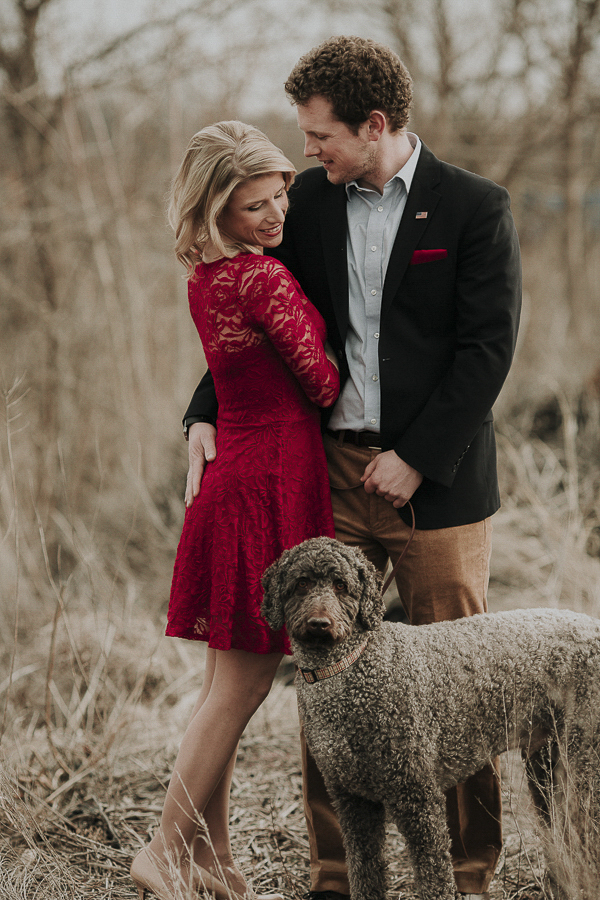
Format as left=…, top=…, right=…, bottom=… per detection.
left=1, top=0, right=600, bottom=897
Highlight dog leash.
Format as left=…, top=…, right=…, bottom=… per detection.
left=380, top=500, right=416, bottom=597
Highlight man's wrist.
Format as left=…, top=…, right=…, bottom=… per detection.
left=183, top=415, right=215, bottom=441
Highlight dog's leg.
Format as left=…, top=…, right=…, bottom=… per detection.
left=389, top=783, right=455, bottom=900
left=524, top=741, right=570, bottom=898
left=524, top=740, right=560, bottom=829
left=331, top=791, right=387, bottom=900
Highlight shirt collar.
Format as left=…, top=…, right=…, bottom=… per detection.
left=345, top=132, right=421, bottom=199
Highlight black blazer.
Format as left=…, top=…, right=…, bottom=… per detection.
left=185, top=143, right=522, bottom=529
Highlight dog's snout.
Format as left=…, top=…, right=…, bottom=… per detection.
left=306, top=616, right=333, bottom=635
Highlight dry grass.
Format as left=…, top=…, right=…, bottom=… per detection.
left=3, top=392, right=600, bottom=899
left=0, top=653, right=564, bottom=900
left=3, top=385, right=600, bottom=899
left=1, top=4, right=600, bottom=892
left=0, top=655, right=546, bottom=900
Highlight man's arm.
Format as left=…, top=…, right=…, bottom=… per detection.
left=183, top=367, right=218, bottom=426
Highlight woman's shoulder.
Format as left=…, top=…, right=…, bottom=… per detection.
left=197, top=252, right=290, bottom=280
left=235, top=253, right=290, bottom=277
left=234, top=253, right=297, bottom=292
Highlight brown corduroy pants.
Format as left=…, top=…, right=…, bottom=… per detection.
left=300, top=435, right=502, bottom=896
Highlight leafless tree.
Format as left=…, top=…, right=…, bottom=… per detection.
left=1, top=0, right=63, bottom=480
left=0, top=0, right=315, bottom=577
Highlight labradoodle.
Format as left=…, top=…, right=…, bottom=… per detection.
left=261, top=537, right=600, bottom=900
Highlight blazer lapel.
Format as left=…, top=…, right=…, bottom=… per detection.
left=382, top=144, right=442, bottom=317
left=320, top=181, right=350, bottom=341
left=315, top=144, right=443, bottom=332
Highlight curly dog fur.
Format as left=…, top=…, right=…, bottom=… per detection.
left=262, top=537, right=600, bottom=900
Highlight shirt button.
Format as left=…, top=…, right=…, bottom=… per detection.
left=372, top=375, right=379, bottom=382
left=371, top=246, right=377, bottom=252
left=377, top=206, right=384, bottom=212
left=371, top=289, right=377, bottom=295
left=374, top=332, right=380, bottom=338
left=370, top=418, right=377, bottom=425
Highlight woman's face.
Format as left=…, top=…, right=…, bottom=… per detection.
left=219, top=173, right=289, bottom=250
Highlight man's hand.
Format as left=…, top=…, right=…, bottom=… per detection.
left=185, top=422, right=217, bottom=508
left=361, top=450, right=423, bottom=509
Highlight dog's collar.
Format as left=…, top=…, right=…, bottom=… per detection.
left=298, top=639, right=369, bottom=684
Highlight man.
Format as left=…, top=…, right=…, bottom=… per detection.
left=183, top=36, right=521, bottom=900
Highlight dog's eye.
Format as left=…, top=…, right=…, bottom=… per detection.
left=333, top=581, right=346, bottom=593
left=297, top=578, right=310, bottom=590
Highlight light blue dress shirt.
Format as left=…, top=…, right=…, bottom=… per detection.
left=328, top=134, right=422, bottom=434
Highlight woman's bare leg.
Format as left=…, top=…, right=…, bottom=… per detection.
left=187, top=649, right=241, bottom=879
left=193, top=749, right=244, bottom=892
left=145, top=647, right=283, bottom=890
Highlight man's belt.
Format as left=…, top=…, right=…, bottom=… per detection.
left=326, top=429, right=382, bottom=449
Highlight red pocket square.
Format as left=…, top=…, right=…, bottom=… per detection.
left=410, top=249, right=448, bottom=265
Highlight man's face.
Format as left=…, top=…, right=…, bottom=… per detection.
left=296, top=95, right=376, bottom=185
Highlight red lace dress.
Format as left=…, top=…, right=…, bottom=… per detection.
left=166, top=253, right=339, bottom=654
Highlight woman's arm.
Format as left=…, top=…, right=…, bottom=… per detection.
left=238, top=257, right=340, bottom=408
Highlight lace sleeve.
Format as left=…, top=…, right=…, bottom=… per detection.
left=237, top=257, right=340, bottom=408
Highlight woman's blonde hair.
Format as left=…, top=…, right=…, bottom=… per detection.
left=168, top=121, right=296, bottom=273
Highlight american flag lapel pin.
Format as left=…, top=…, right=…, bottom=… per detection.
left=416, top=211, right=428, bottom=219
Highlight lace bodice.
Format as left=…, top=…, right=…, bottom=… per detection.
left=188, top=253, right=339, bottom=408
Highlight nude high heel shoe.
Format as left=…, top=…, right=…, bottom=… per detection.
left=130, top=847, right=170, bottom=900
left=130, top=846, right=238, bottom=900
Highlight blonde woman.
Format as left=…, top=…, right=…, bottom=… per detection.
left=130, top=122, right=339, bottom=900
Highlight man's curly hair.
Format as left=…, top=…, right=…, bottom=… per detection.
left=285, top=36, right=412, bottom=133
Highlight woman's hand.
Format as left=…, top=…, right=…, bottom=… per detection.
left=186, top=422, right=217, bottom=507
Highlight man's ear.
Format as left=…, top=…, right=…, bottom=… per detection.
left=366, top=110, right=388, bottom=141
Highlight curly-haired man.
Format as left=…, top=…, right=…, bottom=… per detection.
left=284, top=35, right=413, bottom=133
left=184, top=35, right=521, bottom=900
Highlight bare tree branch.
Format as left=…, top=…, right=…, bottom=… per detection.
left=65, top=0, right=244, bottom=79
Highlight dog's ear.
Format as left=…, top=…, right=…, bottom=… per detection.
left=261, top=554, right=288, bottom=631
left=355, top=554, right=385, bottom=630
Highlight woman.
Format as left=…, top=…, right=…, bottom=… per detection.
left=130, top=122, right=339, bottom=900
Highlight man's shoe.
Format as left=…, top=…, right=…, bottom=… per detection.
left=304, top=893, right=349, bottom=900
